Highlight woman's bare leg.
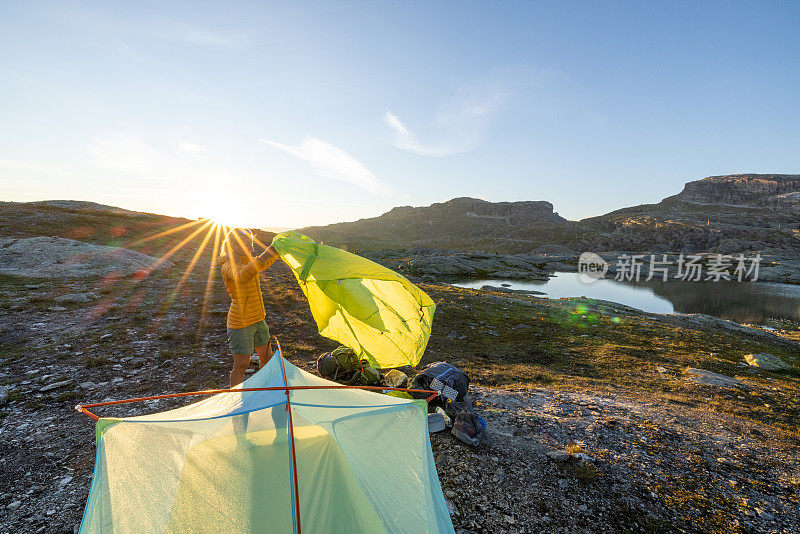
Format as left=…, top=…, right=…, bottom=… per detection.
left=255, top=342, right=273, bottom=369
left=230, top=353, right=251, bottom=387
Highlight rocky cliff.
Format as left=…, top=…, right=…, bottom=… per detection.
left=300, top=197, right=570, bottom=251
left=301, top=174, right=800, bottom=255
left=582, top=173, right=800, bottom=254
left=673, top=174, right=800, bottom=209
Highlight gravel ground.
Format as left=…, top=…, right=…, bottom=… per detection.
left=433, top=386, right=799, bottom=533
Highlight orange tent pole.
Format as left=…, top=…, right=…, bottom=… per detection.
left=74, top=338, right=441, bottom=422
left=276, top=338, right=302, bottom=534
left=75, top=384, right=439, bottom=420
left=74, top=384, right=439, bottom=420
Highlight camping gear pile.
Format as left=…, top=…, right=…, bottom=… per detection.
left=316, top=346, right=382, bottom=385
left=318, top=350, right=486, bottom=447
left=412, top=362, right=486, bottom=447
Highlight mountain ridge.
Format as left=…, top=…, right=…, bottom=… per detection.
left=298, top=173, right=800, bottom=254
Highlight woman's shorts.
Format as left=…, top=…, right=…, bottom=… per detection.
left=227, top=320, right=270, bottom=355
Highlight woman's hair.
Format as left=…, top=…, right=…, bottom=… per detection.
left=221, top=228, right=254, bottom=259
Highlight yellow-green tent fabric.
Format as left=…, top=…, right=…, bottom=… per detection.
left=272, top=232, right=436, bottom=369
left=79, top=352, right=455, bottom=533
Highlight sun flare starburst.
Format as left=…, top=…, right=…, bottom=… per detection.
left=94, top=200, right=279, bottom=342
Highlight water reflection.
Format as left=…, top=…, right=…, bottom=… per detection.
left=647, top=279, right=800, bottom=323
left=452, top=272, right=800, bottom=324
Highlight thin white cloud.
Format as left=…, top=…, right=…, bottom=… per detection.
left=0, top=64, right=41, bottom=87
left=384, top=74, right=523, bottom=156
left=148, top=23, right=243, bottom=48
left=86, top=133, right=166, bottom=176
left=50, top=8, right=243, bottom=49
left=84, top=132, right=216, bottom=187
left=178, top=142, right=207, bottom=154
left=383, top=111, right=457, bottom=157
left=261, top=137, right=384, bottom=194
left=0, top=158, right=77, bottom=177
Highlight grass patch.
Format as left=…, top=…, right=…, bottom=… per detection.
left=565, top=442, right=588, bottom=455
left=58, top=390, right=81, bottom=402
left=85, top=356, right=110, bottom=368
left=566, top=461, right=600, bottom=483
left=421, top=284, right=800, bottom=439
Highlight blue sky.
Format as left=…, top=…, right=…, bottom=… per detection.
left=1, top=1, right=798, bottom=228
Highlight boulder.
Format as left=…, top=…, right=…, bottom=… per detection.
left=0, top=236, right=171, bottom=279
left=383, top=369, right=409, bottom=389
left=546, top=450, right=571, bottom=462
left=744, top=353, right=790, bottom=372
left=685, top=368, right=745, bottom=389
left=480, top=285, right=546, bottom=295
left=41, top=380, right=73, bottom=392
left=54, top=292, right=98, bottom=304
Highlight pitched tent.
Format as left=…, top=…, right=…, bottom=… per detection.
left=78, top=351, right=454, bottom=533
left=272, top=232, right=436, bottom=369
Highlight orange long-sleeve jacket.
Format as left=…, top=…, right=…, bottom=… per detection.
left=218, top=252, right=279, bottom=329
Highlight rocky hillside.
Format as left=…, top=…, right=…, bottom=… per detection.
left=0, top=201, right=186, bottom=248
left=582, top=174, right=800, bottom=254
left=0, top=201, right=275, bottom=267
left=24, top=200, right=148, bottom=216
left=299, top=197, right=578, bottom=252
left=299, top=174, right=800, bottom=256
left=674, top=174, right=800, bottom=208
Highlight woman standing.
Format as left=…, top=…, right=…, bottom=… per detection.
left=218, top=228, right=280, bottom=386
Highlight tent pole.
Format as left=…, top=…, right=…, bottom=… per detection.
left=75, top=386, right=439, bottom=413
left=276, top=338, right=302, bottom=534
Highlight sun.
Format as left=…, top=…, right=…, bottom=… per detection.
left=196, top=199, right=250, bottom=230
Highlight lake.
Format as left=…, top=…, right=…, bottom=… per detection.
left=452, top=272, right=800, bottom=324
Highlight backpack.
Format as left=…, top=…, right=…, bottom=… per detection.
left=317, top=346, right=382, bottom=386
left=410, top=362, right=469, bottom=402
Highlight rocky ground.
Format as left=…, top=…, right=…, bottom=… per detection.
left=0, top=236, right=173, bottom=279
left=437, top=385, right=799, bottom=533
left=1, top=209, right=799, bottom=533
left=1, top=253, right=799, bottom=533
